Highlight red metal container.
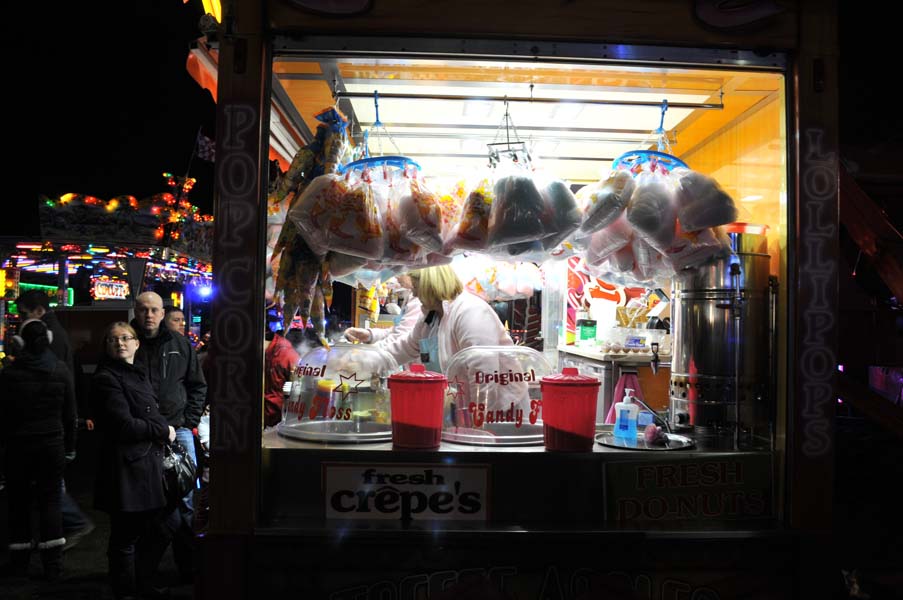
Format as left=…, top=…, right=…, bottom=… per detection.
left=540, top=367, right=600, bottom=451
left=388, top=363, right=447, bottom=449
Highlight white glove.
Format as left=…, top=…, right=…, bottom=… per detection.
left=344, top=327, right=373, bottom=343
left=168, top=426, right=177, bottom=443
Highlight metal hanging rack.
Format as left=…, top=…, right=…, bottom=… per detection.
left=610, top=98, right=691, bottom=173
left=487, top=97, right=531, bottom=168
left=333, top=90, right=723, bottom=111
left=337, top=89, right=421, bottom=174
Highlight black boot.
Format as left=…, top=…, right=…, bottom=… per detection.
left=39, top=540, right=64, bottom=582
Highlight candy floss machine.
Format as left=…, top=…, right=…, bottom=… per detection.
left=278, top=343, right=395, bottom=443
left=443, top=346, right=552, bottom=446
left=669, top=226, right=778, bottom=448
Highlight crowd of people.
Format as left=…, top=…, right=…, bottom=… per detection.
left=2, top=265, right=510, bottom=597
left=1, top=290, right=207, bottom=599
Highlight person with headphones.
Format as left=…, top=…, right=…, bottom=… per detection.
left=15, top=289, right=95, bottom=551
left=0, top=319, right=77, bottom=581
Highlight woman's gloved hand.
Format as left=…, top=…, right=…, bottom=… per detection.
left=344, top=327, right=373, bottom=343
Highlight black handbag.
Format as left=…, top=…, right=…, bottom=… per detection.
left=162, top=439, right=197, bottom=507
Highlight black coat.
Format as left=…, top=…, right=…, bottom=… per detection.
left=131, top=322, right=207, bottom=429
left=92, top=358, right=170, bottom=513
left=42, top=310, right=74, bottom=377
left=0, top=349, right=76, bottom=453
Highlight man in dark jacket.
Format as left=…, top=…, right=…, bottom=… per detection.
left=132, top=291, right=207, bottom=581
left=16, top=289, right=95, bottom=550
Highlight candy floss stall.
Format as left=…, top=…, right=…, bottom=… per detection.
left=202, top=2, right=838, bottom=599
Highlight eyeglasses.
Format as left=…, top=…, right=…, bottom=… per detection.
left=107, top=336, right=137, bottom=344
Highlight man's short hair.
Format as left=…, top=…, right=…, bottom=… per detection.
left=164, top=305, right=184, bottom=316
left=16, top=289, right=51, bottom=312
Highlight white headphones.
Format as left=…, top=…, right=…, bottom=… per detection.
left=11, top=318, right=53, bottom=351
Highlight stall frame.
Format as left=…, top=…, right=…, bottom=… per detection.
left=204, top=2, right=837, bottom=598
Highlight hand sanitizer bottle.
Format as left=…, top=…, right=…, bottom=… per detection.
left=613, top=388, right=639, bottom=440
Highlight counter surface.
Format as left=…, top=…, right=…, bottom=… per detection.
left=557, top=344, right=672, bottom=364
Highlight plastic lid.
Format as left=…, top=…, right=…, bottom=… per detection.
left=388, top=363, right=447, bottom=382
left=541, top=367, right=600, bottom=386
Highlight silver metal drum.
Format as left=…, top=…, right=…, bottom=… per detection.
left=669, top=231, right=775, bottom=449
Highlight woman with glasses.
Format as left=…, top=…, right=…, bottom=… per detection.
left=92, top=322, right=176, bottom=599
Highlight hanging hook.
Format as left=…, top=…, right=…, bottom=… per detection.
left=655, top=99, right=669, bottom=152
left=373, top=90, right=381, bottom=127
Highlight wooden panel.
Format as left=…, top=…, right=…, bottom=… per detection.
left=277, top=78, right=340, bottom=136
left=273, top=61, right=322, bottom=75
left=681, top=96, right=787, bottom=228
left=267, top=0, right=799, bottom=50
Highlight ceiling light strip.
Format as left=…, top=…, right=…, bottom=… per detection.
left=335, top=91, right=722, bottom=110
left=358, top=122, right=664, bottom=136
left=354, top=131, right=646, bottom=144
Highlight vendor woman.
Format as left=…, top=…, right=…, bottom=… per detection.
left=377, top=265, right=512, bottom=372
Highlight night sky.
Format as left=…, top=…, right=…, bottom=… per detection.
left=17, top=2, right=899, bottom=240
left=21, top=0, right=216, bottom=237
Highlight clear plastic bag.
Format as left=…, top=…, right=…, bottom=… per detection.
left=537, top=176, right=581, bottom=250
left=396, top=166, right=445, bottom=253
left=443, top=176, right=494, bottom=252
left=584, top=214, right=634, bottom=267
left=625, top=171, right=678, bottom=253
left=673, top=168, right=738, bottom=232
left=665, top=224, right=732, bottom=271
left=288, top=173, right=352, bottom=256
left=489, top=170, right=547, bottom=247
left=577, top=170, right=635, bottom=237
left=382, top=169, right=427, bottom=266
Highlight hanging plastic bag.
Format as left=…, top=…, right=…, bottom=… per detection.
left=666, top=224, right=732, bottom=271
left=537, top=175, right=581, bottom=250
left=489, top=160, right=547, bottom=247
left=444, top=176, right=494, bottom=252
left=584, top=214, right=633, bottom=267
left=625, top=171, right=678, bottom=253
left=325, top=251, right=368, bottom=277
left=288, top=173, right=351, bottom=256
left=672, top=168, right=739, bottom=232
left=396, top=166, right=445, bottom=253
left=382, top=168, right=427, bottom=266
left=576, top=170, right=636, bottom=237
left=289, top=168, right=386, bottom=259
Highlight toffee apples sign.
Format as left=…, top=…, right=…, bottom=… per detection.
left=323, top=463, right=490, bottom=521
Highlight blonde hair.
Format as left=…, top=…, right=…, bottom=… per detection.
left=104, top=321, right=138, bottom=342
left=409, top=265, right=463, bottom=310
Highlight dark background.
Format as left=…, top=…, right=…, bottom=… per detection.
left=23, top=0, right=216, bottom=233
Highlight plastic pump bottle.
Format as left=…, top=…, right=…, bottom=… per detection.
left=613, top=388, right=639, bottom=440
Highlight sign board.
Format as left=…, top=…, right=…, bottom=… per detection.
left=604, top=453, right=773, bottom=522
left=323, top=462, right=490, bottom=521
left=93, top=279, right=130, bottom=301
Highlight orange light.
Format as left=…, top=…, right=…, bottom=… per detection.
left=724, top=222, right=769, bottom=235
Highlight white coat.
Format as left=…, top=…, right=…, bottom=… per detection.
left=370, top=297, right=423, bottom=346
left=379, top=291, right=512, bottom=372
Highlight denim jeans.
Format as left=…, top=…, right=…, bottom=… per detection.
left=61, top=480, right=93, bottom=534
left=174, top=427, right=197, bottom=524
left=171, top=427, right=198, bottom=578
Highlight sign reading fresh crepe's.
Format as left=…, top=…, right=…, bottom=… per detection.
left=324, top=463, right=490, bottom=521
